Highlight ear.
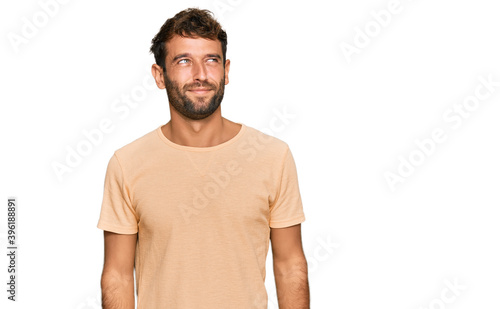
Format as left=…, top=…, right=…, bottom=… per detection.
left=151, top=64, right=166, bottom=89
left=224, top=59, right=230, bottom=85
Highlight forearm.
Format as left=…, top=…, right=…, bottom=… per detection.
left=274, top=258, right=310, bottom=309
left=101, top=271, right=135, bottom=309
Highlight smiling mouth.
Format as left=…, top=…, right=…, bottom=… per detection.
left=188, top=88, right=213, bottom=94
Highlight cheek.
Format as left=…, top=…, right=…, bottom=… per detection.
left=206, top=64, right=224, bottom=75
left=167, top=66, right=191, bottom=79
left=172, top=75, right=194, bottom=89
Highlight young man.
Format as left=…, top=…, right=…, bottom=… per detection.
left=97, top=8, right=309, bottom=308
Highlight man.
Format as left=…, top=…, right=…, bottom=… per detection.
left=97, top=8, right=309, bottom=308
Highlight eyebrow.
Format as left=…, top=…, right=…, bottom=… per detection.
left=171, top=53, right=222, bottom=63
left=206, top=54, right=222, bottom=60
left=172, top=53, right=191, bottom=63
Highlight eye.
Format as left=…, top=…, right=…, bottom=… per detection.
left=178, top=59, right=190, bottom=64
left=207, top=58, right=219, bottom=63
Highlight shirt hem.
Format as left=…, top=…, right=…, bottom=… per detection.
left=269, top=214, right=306, bottom=228
left=97, top=222, right=138, bottom=234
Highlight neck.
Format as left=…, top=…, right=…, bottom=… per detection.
left=161, top=107, right=239, bottom=147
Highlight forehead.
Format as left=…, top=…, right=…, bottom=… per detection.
left=165, top=35, right=222, bottom=58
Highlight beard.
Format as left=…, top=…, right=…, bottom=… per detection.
left=164, top=73, right=225, bottom=120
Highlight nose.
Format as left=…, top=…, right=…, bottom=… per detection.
left=191, top=60, right=208, bottom=82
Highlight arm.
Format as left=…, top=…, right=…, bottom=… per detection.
left=270, top=223, right=310, bottom=309
left=101, top=231, right=137, bottom=309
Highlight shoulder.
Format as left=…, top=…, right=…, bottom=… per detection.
left=238, top=124, right=291, bottom=162
left=113, top=126, right=161, bottom=163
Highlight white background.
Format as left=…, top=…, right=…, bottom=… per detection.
left=1, top=0, right=499, bottom=308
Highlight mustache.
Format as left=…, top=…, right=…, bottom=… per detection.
left=184, top=81, right=216, bottom=91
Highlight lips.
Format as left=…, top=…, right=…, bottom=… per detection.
left=189, top=88, right=211, bottom=91
left=187, top=88, right=213, bottom=94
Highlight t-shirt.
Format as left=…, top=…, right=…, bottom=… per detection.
left=97, top=123, right=306, bottom=308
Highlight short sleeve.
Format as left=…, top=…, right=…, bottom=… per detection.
left=269, top=147, right=306, bottom=228
left=97, top=153, right=138, bottom=234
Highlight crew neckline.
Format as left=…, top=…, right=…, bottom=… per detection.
left=156, top=123, right=247, bottom=152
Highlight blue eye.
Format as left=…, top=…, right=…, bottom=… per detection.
left=178, top=59, right=189, bottom=64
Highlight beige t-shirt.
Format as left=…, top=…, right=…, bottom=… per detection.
left=97, top=123, right=305, bottom=308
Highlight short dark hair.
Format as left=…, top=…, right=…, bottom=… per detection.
left=150, top=8, right=228, bottom=71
